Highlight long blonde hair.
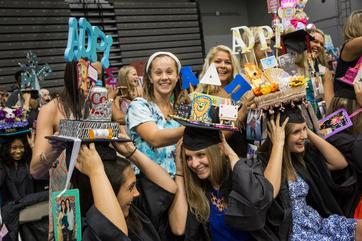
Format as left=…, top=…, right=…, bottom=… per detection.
left=343, top=10, right=362, bottom=42
left=307, top=28, right=328, bottom=66
left=117, top=65, right=140, bottom=100
left=182, top=144, right=229, bottom=223
left=196, top=45, right=241, bottom=95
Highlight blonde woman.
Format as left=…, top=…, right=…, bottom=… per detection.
left=329, top=10, right=362, bottom=134
left=326, top=10, right=362, bottom=218
left=307, top=28, right=334, bottom=109
left=196, top=45, right=254, bottom=157
left=112, top=65, right=143, bottom=125
left=196, top=45, right=242, bottom=97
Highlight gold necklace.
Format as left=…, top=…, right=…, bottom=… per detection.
left=210, top=192, right=224, bottom=212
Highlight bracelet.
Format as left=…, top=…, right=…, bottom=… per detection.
left=125, top=147, right=137, bottom=159
left=175, top=173, right=184, bottom=177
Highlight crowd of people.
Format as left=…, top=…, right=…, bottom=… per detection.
left=0, top=8, right=361, bottom=241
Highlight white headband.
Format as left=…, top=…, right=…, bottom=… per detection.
left=146, top=51, right=181, bottom=73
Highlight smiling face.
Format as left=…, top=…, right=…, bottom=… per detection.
left=185, top=148, right=210, bottom=180
left=211, top=50, right=233, bottom=85
left=10, top=139, right=25, bottom=161
left=127, top=67, right=139, bottom=88
left=116, top=166, right=139, bottom=218
left=310, top=32, right=324, bottom=57
left=287, top=122, right=308, bottom=153
left=150, top=56, right=179, bottom=97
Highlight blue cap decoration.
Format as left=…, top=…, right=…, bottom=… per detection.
left=64, top=17, right=113, bottom=69
left=18, top=51, right=52, bottom=92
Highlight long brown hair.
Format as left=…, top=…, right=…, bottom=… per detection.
left=58, top=61, right=82, bottom=119
left=182, top=144, right=229, bottom=223
left=117, top=65, right=142, bottom=100
left=259, top=123, right=305, bottom=181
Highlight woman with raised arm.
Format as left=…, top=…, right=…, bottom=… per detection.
left=74, top=137, right=177, bottom=241
left=169, top=127, right=273, bottom=240
left=125, top=52, right=185, bottom=176
left=256, top=107, right=362, bottom=241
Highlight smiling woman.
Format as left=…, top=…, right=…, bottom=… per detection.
left=196, top=45, right=254, bottom=158
left=125, top=52, right=185, bottom=176
left=73, top=137, right=177, bottom=241
left=168, top=127, right=273, bottom=241
left=256, top=106, right=362, bottom=240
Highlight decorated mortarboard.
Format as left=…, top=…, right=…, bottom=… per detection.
left=0, top=106, right=30, bottom=137
left=230, top=24, right=307, bottom=110
left=18, top=51, right=52, bottom=92
left=47, top=17, right=130, bottom=144
left=171, top=64, right=252, bottom=131
left=46, top=17, right=131, bottom=199
left=337, top=56, right=362, bottom=98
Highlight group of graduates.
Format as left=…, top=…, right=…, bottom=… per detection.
left=1, top=8, right=362, bottom=241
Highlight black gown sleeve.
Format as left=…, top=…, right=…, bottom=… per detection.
left=183, top=210, right=211, bottom=241
left=327, top=132, right=362, bottom=173
left=301, top=144, right=360, bottom=218
left=224, top=158, right=274, bottom=231
left=132, top=174, right=175, bottom=240
left=82, top=205, right=131, bottom=241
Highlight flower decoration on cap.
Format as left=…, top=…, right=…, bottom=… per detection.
left=0, top=106, right=29, bottom=136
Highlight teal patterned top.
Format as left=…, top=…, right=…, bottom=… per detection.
left=125, top=97, right=180, bottom=176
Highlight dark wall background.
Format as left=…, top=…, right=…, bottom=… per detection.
left=1, top=0, right=360, bottom=93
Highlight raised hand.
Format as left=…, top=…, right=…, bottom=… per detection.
left=112, top=132, right=137, bottom=158
left=267, top=113, right=289, bottom=145
left=75, top=143, right=104, bottom=177
left=218, top=132, right=239, bottom=170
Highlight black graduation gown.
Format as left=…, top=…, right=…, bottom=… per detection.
left=0, top=162, right=34, bottom=205
left=250, top=144, right=359, bottom=241
left=328, top=132, right=362, bottom=189
left=0, top=161, right=49, bottom=241
left=83, top=206, right=131, bottom=241
left=182, top=158, right=274, bottom=241
left=83, top=175, right=175, bottom=241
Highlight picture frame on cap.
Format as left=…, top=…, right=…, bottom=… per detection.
left=319, top=108, right=353, bottom=139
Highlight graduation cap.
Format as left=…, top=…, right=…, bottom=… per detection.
left=0, top=106, right=30, bottom=137
left=183, top=126, right=221, bottom=151
left=279, top=105, right=305, bottom=123
left=172, top=64, right=242, bottom=132
left=48, top=17, right=131, bottom=199
left=272, top=29, right=311, bottom=54
left=266, top=103, right=306, bottom=124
